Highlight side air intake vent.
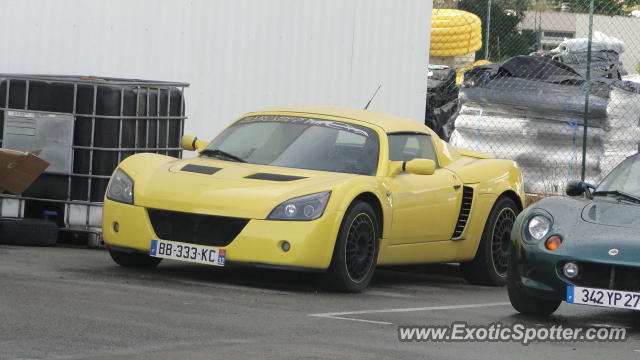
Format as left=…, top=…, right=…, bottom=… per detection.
left=452, top=186, right=473, bottom=239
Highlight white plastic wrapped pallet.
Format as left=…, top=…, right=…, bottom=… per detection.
left=451, top=32, right=639, bottom=195
left=450, top=103, right=605, bottom=194
left=451, top=83, right=640, bottom=195
left=556, top=31, right=625, bottom=55
left=601, top=83, right=640, bottom=175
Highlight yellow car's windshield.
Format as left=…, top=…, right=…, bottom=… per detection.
left=203, top=115, right=380, bottom=175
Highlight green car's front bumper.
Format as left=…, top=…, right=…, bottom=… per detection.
left=510, top=203, right=640, bottom=302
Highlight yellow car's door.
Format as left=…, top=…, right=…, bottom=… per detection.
left=386, top=133, right=462, bottom=244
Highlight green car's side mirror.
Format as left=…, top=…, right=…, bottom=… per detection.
left=181, top=135, right=209, bottom=152
left=566, top=180, right=596, bottom=198
left=565, top=180, right=584, bottom=196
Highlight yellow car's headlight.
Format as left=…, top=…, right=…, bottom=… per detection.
left=267, top=191, right=331, bottom=221
left=107, top=168, right=134, bottom=205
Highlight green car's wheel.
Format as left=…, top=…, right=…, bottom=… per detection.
left=461, top=196, right=518, bottom=286
left=326, top=201, right=379, bottom=293
left=507, top=259, right=561, bottom=316
left=109, top=249, right=162, bottom=269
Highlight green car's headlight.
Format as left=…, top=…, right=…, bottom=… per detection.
left=527, top=215, right=552, bottom=241
left=268, top=191, right=331, bottom=221
left=107, top=169, right=134, bottom=205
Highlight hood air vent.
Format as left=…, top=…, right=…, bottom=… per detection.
left=181, top=164, right=221, bottom=175
left=245, top=173, right=307, bottom=181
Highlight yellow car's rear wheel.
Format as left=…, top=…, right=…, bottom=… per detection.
left=326, top=201, right=379, bottom=292
left=461, top=197, right=518, bottom=286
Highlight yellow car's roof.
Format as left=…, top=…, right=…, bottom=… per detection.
left=252, top=106, right=434, bottom=135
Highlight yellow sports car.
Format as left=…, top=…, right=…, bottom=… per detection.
left=103, top=106, right=524, bottom=292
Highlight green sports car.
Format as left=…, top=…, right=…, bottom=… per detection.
left=508, top=153, right=640, bottom=316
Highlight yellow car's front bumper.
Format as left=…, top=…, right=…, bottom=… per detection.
left=102, top=200, right=344, bottom=270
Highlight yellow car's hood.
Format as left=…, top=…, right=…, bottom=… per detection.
left=130, top=157, right=356, bottom=219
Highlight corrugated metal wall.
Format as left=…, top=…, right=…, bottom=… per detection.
left=0, top=0, right=432, bottom=139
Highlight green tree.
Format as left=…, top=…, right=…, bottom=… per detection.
left=458, top=0, right=529, bottom=61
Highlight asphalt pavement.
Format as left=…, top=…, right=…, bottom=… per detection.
left=1, top=245, right=638, bottom=360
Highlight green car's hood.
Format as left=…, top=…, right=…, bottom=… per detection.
left=529, top=196, right=640, bottom=265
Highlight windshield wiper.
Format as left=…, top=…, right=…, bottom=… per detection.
left=593, top=190, right=640, bottom=204
left=200, top=149, right=246, bottom=163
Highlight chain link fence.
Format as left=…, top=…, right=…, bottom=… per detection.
left=428, top=0, right=640, bottom=195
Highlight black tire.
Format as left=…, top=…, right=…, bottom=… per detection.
left=461, top=197, right=518, bottom=286
left=326, top=201, right=379, bottom=293
left=0, top=217, right=58, bottom=246
left=109, top=248, right=162, bottom=269
left=507, top=260, right=561, bottom=316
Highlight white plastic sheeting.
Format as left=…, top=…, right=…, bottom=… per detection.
left=451, top=87, right=640, bottom=195
left=450, top=103, right=604, bottom=194
left=0, top=0, right=432, bottom=139
left=603, top=87, right=640, bottom=175
left=556, top=31, right=625, bottom=54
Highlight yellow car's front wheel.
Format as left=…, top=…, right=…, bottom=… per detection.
left=326, top=201, right=379, bottom=292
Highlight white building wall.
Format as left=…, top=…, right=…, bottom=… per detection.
left=0, top=0, right=432, bottom=139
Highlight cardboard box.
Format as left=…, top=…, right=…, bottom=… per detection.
left=0, top=149, right=50, bottom=195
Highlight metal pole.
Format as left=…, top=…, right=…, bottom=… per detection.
left=536, top=11, right=542, bottom=51
left=581, top=0, right=595, bottom=181
left=484, top=0, right=492, bottom=60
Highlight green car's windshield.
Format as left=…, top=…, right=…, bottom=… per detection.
left=203, top=115, right=380, bottom=175
left=595, top=154, right=640, bottom=202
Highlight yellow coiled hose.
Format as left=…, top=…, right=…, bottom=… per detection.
left=430, top=9, right=482, bottom=56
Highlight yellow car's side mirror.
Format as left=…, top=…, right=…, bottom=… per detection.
left=387, top=158, right=436, bottom=177
left=404, top=159, right=436, bottom=176
left=181, top=135, right=209, bottom=152
left=181, top=135, right=197, bottom=151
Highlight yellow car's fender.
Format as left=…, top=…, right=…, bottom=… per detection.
left=326, top=177, right=391, bottom=244
left=447, top=158, right=524, bottom=205
left=447, top=159, right=525, bottom=261
left=113, top=153, right=176, bottom=180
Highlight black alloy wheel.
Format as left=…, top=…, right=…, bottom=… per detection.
left=490, top=207, right=517, bottom=277
left=326, top=201, right=379, bottom=292
left=345, top=213, right=377, bottom=282
left=461, top=197, right=519, bottom=286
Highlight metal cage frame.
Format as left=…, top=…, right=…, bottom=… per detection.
left=0, top=74, right=189, bottom=236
